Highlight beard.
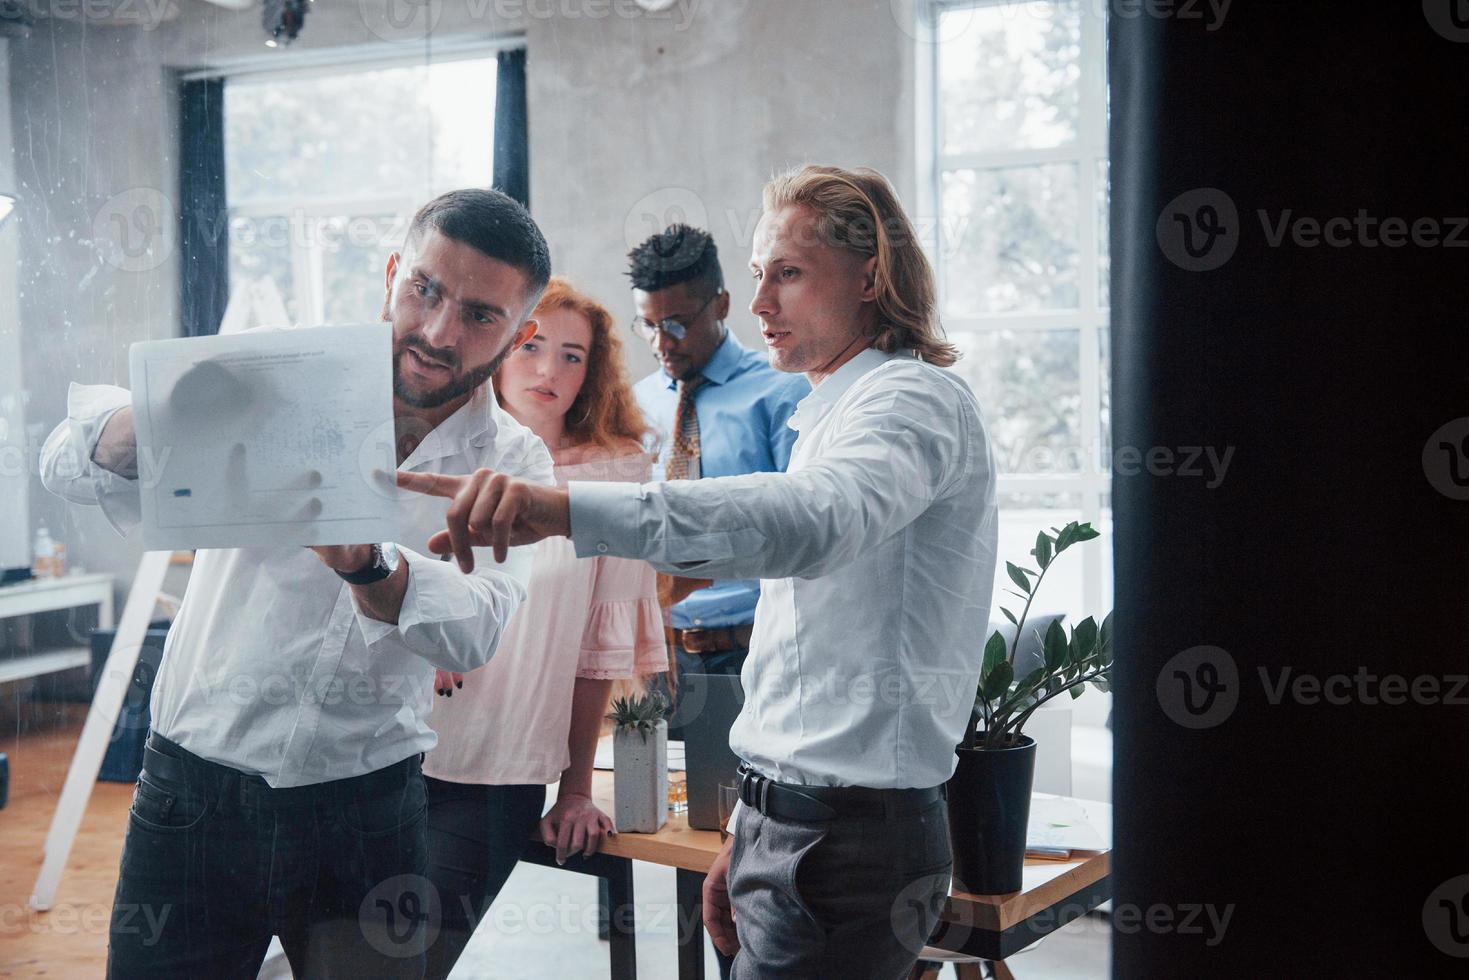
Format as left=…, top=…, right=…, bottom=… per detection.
left=392, top=335, right=518, bottom=409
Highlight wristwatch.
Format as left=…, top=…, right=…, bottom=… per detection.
left=335, top=543, right=401, bottom=585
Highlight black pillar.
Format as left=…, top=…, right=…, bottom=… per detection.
left=1111, top=2, right=1469, bottom=974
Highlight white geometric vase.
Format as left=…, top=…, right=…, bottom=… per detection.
left=612, top=720, right=668, bottom=833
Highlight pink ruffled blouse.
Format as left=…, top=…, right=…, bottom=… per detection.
left=423, top=451, right=667, bottom=785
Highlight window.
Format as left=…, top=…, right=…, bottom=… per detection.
left=222, top=55, right=499, bottom=329
left=926, top=0, right=1111, bottom=625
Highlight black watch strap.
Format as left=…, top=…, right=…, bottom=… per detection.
left=335, top=544, right=396, bottom=585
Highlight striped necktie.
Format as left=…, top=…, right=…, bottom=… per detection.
left=665, top=374, right=707, bottom=481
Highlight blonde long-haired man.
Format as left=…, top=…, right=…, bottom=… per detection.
left=399, top=166, right=999, bottom=978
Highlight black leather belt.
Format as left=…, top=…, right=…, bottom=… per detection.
left=141, top=733, right=421, bottom=808
left=667, top=624, right=754, bottom=654
left=736, top=763, right=945, bottom=823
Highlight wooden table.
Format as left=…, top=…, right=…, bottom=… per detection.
left=522, top=772, right=1111, bottom=980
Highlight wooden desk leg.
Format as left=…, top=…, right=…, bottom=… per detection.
left=605, top=855, right=637, bottom=980
left=676, top=868, right=706, bottom=980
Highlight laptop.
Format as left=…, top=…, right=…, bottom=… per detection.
left=678, top=672, right=746, bottom=831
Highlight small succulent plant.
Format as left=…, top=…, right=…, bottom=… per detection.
left=607, top=691, right=667, bottom=741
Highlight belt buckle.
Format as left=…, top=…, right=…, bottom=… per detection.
left=738, top=767, right=770, bottom=815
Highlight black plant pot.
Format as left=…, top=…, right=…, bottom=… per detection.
left=946, top=736, right=1037, bottom=895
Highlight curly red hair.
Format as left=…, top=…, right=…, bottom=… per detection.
left=496, top=277, right=653, bottom=452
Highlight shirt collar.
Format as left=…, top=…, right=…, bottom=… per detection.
left=403, top=379, right=502, bottom=468
left=788, top=346, right=910, bottom=432
left=662, top=329, right=745, bottom=391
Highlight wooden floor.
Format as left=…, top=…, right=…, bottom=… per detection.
left=0, top=702, right=132, bottom=978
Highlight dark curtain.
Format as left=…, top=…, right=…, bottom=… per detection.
left=1111, top=3, right=1469, bottom=974
left=493, top=48, right=529, bottom=208
left=178, top=77, right=229, bottom=337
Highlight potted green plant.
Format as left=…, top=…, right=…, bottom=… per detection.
left=608, top=691, right=669, bottom=833
left=947, top=520, right=1114, bottom=895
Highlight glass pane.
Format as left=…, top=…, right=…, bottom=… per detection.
left=939, top=0, right=1082, bottom=154
left=225, top=58, right=496, bottom=205
left=953, top=330, right=1081, bottom=474
left=1098, top=326, right=1111, bottom=471
left=227, top=213, right=296, bottom=324
left=1097, top=158, right=1110, bottom=309
left=942, top=165, right=1079, bottom=315
left=994, top=492, right=1083, bottom=621
left=316, top=214, right=403, bottom=326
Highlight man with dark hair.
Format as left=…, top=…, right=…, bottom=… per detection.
left=40, top=188, right=553, bottom=979
left=626, top=224, right=808, bottom=704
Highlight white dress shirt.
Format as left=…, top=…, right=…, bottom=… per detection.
left=570, top=347, right=998, bottom=790
left=40, top=375, right=553, bottom=788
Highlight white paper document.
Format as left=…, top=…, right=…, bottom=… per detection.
left=129, top=324, right=399, bottom=551
left=1026, top=794, right=1108, bottom=852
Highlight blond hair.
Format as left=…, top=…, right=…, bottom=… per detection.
left=761, top=165, right=958, bottom=368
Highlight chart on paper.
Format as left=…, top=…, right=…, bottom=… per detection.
left=129, top=324, right=399, bottom=551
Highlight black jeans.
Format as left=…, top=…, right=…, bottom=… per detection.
left=422, top=776, right=547, bottom=980
left=108, top=733, right=430, bottom=979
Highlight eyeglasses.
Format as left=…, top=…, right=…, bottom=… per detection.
left=630, top=291, right=721, bottom=342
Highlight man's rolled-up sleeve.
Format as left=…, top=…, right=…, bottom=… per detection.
left=355, top=545, right=527, bottom=672
left=39, top=383, right=142, bottom=536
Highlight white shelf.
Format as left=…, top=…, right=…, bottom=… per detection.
left=0, top=645, right=91, bottom=685
left=0, top=573, right=114, bottom=622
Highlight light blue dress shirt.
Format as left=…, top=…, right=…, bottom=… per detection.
left=633, top=329, right=809, bottom=629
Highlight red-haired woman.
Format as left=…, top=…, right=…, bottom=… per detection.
left=421, top=278, right=666, bottom=978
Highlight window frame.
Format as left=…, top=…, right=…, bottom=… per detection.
left=203, top=41, right=517, bottom=330
left=919, top=0, right=1110, bottom=616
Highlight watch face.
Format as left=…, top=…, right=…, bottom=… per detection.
left=379, top=542, right=401, bottom=571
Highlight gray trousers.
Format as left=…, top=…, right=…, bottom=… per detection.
left=727, top=796, right=952, bottom=979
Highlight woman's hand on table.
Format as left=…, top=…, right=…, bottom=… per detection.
left=539, top=791, right=616, bottom=864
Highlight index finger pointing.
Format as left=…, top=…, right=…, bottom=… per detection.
left=395, top=469, right=464, bottom=498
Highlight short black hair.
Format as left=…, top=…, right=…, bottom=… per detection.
left=405, top=188, right=552, bottom=306
left=626, top=223, right=724, bottom=296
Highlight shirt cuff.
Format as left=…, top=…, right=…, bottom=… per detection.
left=353, top=545, right=456, bottom=645
left=66, top=383, right=141, bottom=535
left=568, top=480, right=647, bottom=560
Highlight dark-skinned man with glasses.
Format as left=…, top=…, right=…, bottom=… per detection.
left=626, top=225, right=808, bottom=726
